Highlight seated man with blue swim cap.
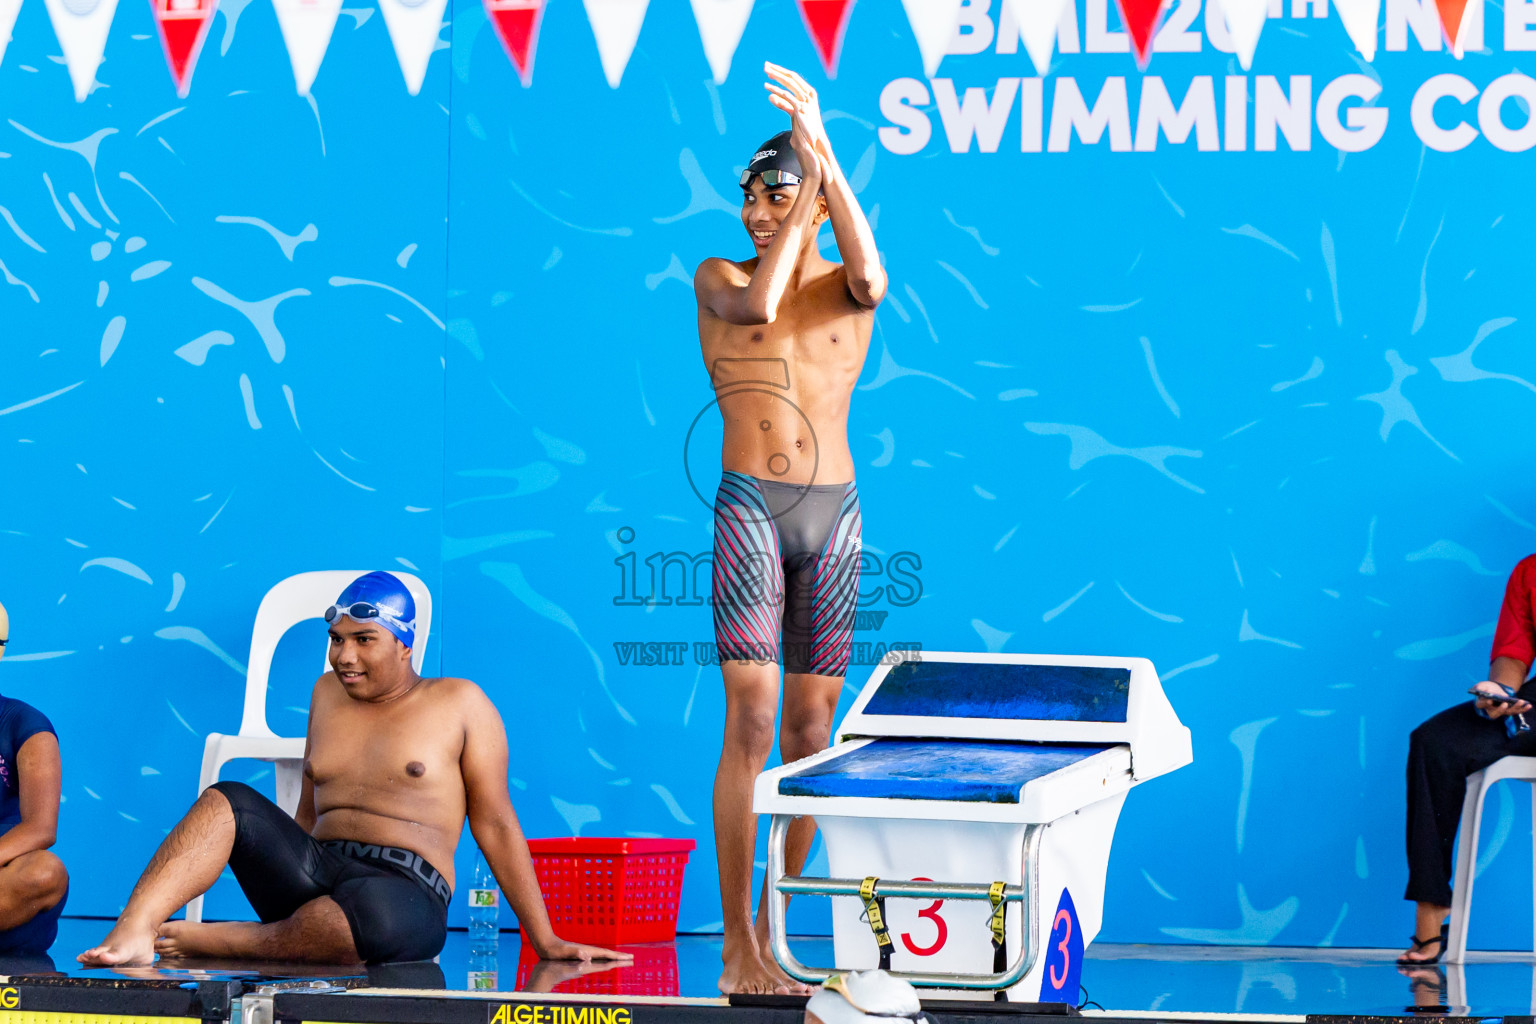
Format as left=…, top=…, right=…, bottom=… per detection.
left=0, top=600, right=70, bottom=962
left=81, top=572, right=630, bottom=967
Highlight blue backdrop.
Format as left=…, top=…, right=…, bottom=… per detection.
left=2, top=0, right=1535, bottom=951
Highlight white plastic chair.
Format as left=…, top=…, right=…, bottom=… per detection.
left=1445, top=755, right=1536, bottom=961
left=184, top=569, right=432, bottom=923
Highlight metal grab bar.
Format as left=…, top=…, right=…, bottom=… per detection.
left=776, top=877, right=1026, bottom=900
left=764, top=814, right=1045, bottom=990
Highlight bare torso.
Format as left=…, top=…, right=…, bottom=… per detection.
left=304, top=674, right=473, bottom=887
left=697, top=257, right=872, bottom=485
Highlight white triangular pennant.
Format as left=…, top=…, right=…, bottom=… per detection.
left=900, top=0, right=963, bottom=77
left=689, top=0, right=751, bottom=84
left=0, top=0, right=22, bottom=67
left=583, top=0, right=647, bottom=88
left=378, top=0, right=447, bottom=94
left=1001, top=0, right=1070, bottom=76
left=1333, top=0, right=1380, bottom=59
left=1213, top=0, right=1267, bottom=68
left=42, top=0, right=118, bottom=101
left=273, top=0, right=342, bottom=94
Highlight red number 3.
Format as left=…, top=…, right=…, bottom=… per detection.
left=899, top=877, right=948, bottom=956
left=1048, top=909, right=1073, bottom=989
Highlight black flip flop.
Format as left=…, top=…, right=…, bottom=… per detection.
left=1396, top=923, right=1449, bottom=966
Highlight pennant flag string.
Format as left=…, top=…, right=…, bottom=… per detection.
left=583, top=0, right=647, bottom=87
left=795, top=0, right=854, bottom=77
left=7, top=0, right=1490, bottom=101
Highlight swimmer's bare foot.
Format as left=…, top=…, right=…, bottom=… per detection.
left=154, top=920, right=261, bottom=959
left=752, top=915, right=810, bottom=994
left=719, top=941, right=791, bottom=995
left=759, top=953, right=811, bottom=994
left=78, top=922, right=159, bottom=966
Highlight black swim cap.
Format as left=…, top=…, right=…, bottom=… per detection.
left=744, top=130, right=802, bottom=185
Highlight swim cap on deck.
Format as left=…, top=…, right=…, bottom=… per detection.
left=326, top=571, right=416, bottom=649
left=805, top=971, right=930, bottom=1024
left=744, top=130, right=802, bottom=185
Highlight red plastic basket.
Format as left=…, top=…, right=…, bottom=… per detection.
left=527, top=837, right=696, bottom=945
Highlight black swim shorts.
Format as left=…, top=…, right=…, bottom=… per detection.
left=209, top=781, right=450, bottom=964
left=712, top=471, right=863, bottom=676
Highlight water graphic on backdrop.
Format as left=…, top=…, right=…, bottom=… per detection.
left=2, top=1, right=1535, bottom=949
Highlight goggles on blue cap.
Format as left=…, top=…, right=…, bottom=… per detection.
left=324, top=601, right=413, bottom=638
left=325, top=571, right=416, bottom=648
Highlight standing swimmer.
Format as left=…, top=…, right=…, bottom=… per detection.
left=694, top=63, right=887, bottom=995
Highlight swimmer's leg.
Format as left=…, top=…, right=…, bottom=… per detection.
left=751, top=670, right=842, bottom=980
left=155, top=896, right=359, bottom=963
left=751, top=481, right=860, bottom=975
left=711, top=474, right=795, bottom=995
left=79, top=786, right=239, bottom=966
left=714, top=658, right=795, bottom=996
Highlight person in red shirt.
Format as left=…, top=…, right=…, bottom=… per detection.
left=1400, top=554, right=1536, bottom=964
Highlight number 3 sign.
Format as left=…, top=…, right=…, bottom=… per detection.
left=1038, top=888, right=1083, bottom=1004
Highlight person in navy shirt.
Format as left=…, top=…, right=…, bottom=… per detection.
left=0, top=601, right=70, bottom=956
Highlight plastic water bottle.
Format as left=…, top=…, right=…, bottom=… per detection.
left=468, top=853, right=500, bottom=958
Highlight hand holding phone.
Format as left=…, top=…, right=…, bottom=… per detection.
left=1468, top=687, right=1522, bottom=704
left=1470, top=682, right=1532, bottom=719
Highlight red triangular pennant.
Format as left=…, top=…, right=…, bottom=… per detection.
left=1113, top=0, right=1165, bottom=66
left=796, top=0, right=855, bottom=77
left=1434, top=0, right=1468, bottom=51
left=484, top=0, right=544, bottom=85
left=151, top=0, right=218, bottom=96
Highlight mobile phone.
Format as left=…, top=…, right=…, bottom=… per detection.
left=1469, top=687, right=1523, bottom=705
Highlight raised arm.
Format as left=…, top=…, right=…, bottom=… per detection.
left=460, top=684, right=630, bottom=962
left=765, top=62, right=886, bottom=309
left=0, top=732, right=62, bottom=867
left=694, top=125, right=824, bottom=326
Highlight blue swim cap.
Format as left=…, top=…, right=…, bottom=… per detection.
left=325, top=571, right=415, bottom=649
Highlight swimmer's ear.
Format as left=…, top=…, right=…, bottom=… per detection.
left=815, top=194, right=829, bottom=224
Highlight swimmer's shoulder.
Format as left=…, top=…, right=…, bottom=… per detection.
left=694, top=256, right=756, bottom=290
left=419, top=676, right=498, bottom=713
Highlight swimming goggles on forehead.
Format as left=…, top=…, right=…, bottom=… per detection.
left=740, top=168, right=803, bottom=188
left=323, top=602, right=413, bottom=633
left=820, top=974, right=933, bottom=1022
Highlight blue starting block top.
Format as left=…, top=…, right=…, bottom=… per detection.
left=777, top=738, right=1117, bottom=803
left=861, top=659, right=1131, bottom=724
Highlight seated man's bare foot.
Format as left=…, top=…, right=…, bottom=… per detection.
left=719, top=944, right=791, bottom=995
left=78, top=923, right=158, bottom=967
left=153, top=921, right=197, bottom=959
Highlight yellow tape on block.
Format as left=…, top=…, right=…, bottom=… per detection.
left=0, top=1012, right=190, bottom=1024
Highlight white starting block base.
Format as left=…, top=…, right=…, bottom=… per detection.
left=756, top=651, right=1192, bottom=998
left=818, top=793, right=1126, bottom=1000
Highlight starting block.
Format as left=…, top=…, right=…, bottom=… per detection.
left=754, top=650, right=1192, bottom=1000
